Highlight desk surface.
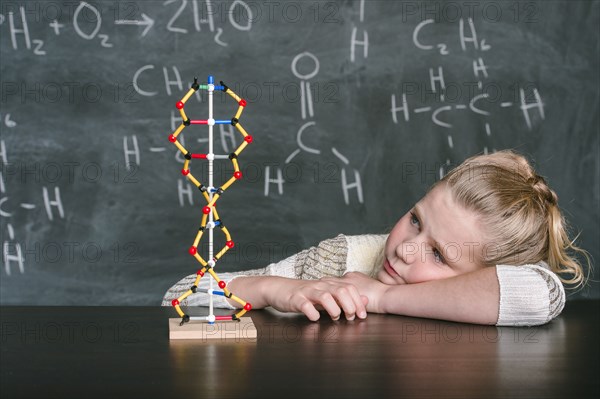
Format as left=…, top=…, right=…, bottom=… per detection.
left=1, top=302, right=599, bottom=399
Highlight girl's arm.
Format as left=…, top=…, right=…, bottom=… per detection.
left=342, top=268, right=500, bottom=325
left=342, top=264, right=565, bottom=326
left=226, top=275, right=368, bottom=321
left=162, top=234, right=369, bottom=320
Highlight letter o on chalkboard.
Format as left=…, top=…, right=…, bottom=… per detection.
left=291, top=52, right=320, bottom=80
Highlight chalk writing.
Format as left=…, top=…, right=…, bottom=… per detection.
left=393, top=17, right=545, bottom=175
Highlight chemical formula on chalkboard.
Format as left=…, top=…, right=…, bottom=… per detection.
left=0, top=1, right=347, bottom=53
left=0, top=1, right=256, bottom=52
left=391, top=17, right=545, bottom=177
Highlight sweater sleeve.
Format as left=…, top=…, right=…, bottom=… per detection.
left=495, top=263, right=565, bottom=326
left=344, top=234, right=388, bottom=277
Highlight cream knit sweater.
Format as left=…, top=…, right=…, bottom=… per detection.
left=162, top=234, right=565, bottom=326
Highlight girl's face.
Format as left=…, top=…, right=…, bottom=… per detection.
left=376, top=184, right=487, bottom=285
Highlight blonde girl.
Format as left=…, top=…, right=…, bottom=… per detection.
left=163, top=150, right=590, bottom=326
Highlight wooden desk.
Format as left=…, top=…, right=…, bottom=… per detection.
left=1, top=302, right=598, bottom=398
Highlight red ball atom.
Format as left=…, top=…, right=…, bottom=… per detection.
left=181, top=169, right=190, bottom=175
left=218, top=281, right=226, bottom=289
left=239, top=99, right=247, bottom=107
left=234, top=171, right=242, bottom=179
left=176, top=101, right=184, bottom=109
left=172, top=299, right=180, bottom=306
left=197, top=270, right=204, bottom=276
left=244, top=135, right=253, bottom=143
left=203, top=206, right=211, bottom=214
left=244, top=303, right=252, bottom=311
left=168, top=135, right=176, bottom=143
left=226, top=240, right=234, bottom=248
left=189, top=246, right=197, bottom=255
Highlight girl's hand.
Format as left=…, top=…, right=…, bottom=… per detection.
left=268, top=277, right=369, bottom=322
left=340, top=272, right=389, bottom=314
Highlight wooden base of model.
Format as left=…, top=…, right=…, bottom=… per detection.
left=169, top=317, right=257, bottom=341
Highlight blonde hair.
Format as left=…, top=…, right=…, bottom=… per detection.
left=437, top=150, right=590, bottom=288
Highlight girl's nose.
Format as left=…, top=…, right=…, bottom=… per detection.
left=398, top=240, right=420, bottom=264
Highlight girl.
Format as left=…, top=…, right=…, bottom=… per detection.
left=162, top=150, right=589, bottom=326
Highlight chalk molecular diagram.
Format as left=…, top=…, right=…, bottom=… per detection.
left=168, top=75, right=252, bottom=326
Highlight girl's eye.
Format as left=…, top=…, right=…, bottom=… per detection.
left=433, top=248, right=446, bottom=264
left=410, top=211, right=420, bottom=227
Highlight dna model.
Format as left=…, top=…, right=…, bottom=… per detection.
left=168, top=75, right=253, bottom=326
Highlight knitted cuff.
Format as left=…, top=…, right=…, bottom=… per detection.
left=496, top=264, right=565, bottom=326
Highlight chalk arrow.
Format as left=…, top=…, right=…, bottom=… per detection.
left=115, top=13, right=154, bottom=37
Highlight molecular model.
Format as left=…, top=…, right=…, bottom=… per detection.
left=168, top=75, right=253, bottom=327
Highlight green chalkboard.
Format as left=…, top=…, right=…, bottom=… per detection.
left=0, top=0, right=598, bottom=304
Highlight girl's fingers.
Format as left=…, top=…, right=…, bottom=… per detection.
left=314, top=292, right=344, bottom=321
left=346, top=286, right=368, bottom=319
left=298, top=300, right=321, bottom=322
left=319, top=281, right=366, bottom=321
left=332, top=285, right=365, bottom=320
left=294, top=280, right=368, bottom=322
left=361, top=295, right=369, bottom=306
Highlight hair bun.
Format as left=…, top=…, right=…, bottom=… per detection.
left=529, top=174, right=558, bottom=205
